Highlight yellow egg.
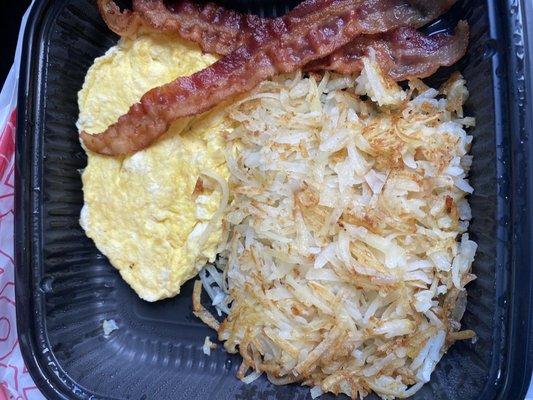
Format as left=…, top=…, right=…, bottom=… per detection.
left=78, top=32, right=231, bottom=301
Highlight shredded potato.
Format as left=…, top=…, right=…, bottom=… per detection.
left=199, top=58, right=477, bottom=399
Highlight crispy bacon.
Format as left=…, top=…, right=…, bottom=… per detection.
left=98, top=0, right=346, bottom=54
left=99, top=0, right=468, bottom=82
left=97, top=0, right=143, bottom=37
left=98, top=0, right=250, bottom=54
left=84, top=0, right=458, bottom=155
left=99, top=0, right=459, bottom=58
left=308, top=21, right=469, bottom=80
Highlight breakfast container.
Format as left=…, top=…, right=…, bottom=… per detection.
left=15, top=0, right=533, bottom=399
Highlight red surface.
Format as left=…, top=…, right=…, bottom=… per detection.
left=0, top=108, right=43, bottom=399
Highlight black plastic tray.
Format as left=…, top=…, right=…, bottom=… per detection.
left=15, top=0, right=533, bottom=399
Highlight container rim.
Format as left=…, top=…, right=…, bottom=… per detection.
left=14, top=0, right=533, bottom=399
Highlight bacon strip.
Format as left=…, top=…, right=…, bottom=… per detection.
left=99, top=0, right=468, bottom=82
left=308, top=21, right=469, bottom=80
left=99, top=0, right=251, bottom=54
left=84, top=0, right=458, bottom=156
left=98, top=0, right=342, bottom=54
left=97, top=0, right=143, bottom=37
left=99, top=0, right=459, bottom=58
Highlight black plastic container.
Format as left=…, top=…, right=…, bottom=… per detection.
left=15, top=0, right=533, bottom=399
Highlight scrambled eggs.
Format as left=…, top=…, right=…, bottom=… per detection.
left=78, top=33, right=231, bottom=301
